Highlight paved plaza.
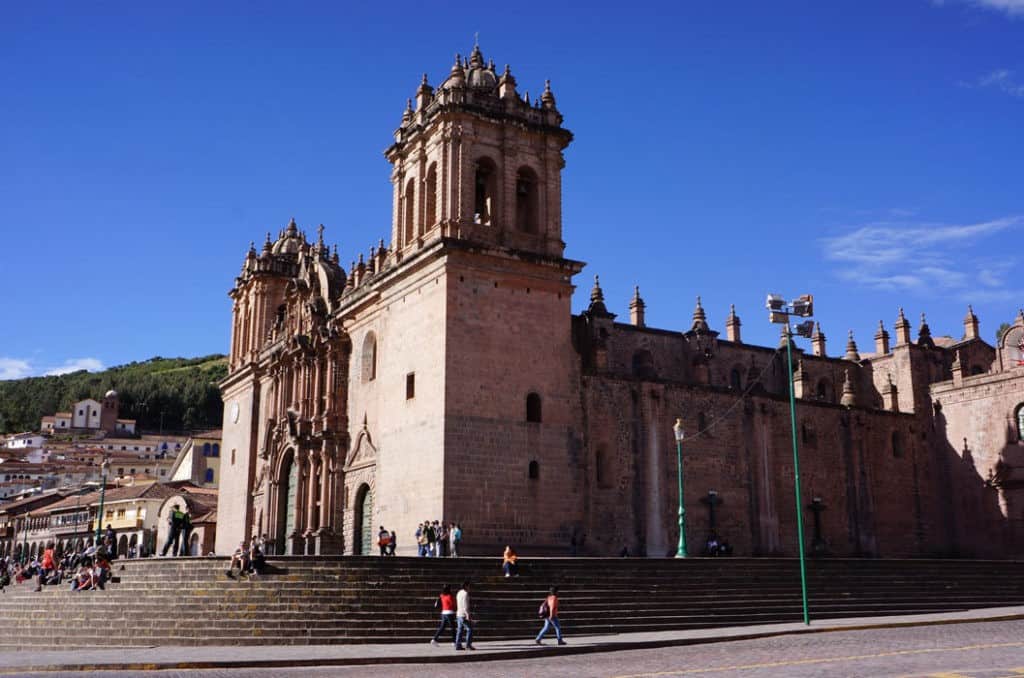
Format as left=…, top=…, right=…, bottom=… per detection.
left=4, top=608, right=1024, bottom=677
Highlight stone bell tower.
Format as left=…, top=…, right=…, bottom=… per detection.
left=384, top=44, right=572, bottom=260
left=379, top=46, right=585, bottom=552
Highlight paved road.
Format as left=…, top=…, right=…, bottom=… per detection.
left=16, top=619, right=1024, bottom=678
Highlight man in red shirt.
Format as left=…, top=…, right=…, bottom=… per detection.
left=430, top=584, right=457, bottom=645
left=536, top=585, right=567, bottom=645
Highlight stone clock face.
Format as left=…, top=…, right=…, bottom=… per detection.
left=230, top=401, right=240, bottom=424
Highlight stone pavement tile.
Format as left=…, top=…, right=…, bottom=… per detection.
left=1, top=606, right=1022, bottom=673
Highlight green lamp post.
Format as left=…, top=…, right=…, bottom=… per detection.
left=766, top=293, right=815, bottom=626
left=672, top=418, right=687, bottom=558
left=94, top=455, right=110, bottom=544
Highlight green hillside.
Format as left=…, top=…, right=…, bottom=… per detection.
left=0, top=355, right=227, bottom=435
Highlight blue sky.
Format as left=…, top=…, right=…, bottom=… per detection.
left=1, top=1, right=1022, bottom=378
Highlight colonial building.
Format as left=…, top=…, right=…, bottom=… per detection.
left=40, top=390, right=135, bottom=434
left=216, top=46, right=1024, bottom=559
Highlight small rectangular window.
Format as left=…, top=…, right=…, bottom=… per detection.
left=406, top=372, right=415, bottom=400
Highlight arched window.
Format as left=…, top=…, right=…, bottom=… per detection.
left=202, top=443, right=211, bottom=457
left=211, top=443, right=220, bottom=457
left=205, top=468, right=215, bottom=483
left=528, top=460, right=540, bottom=480
left=632, top=350, right=656, bottom=380
left=424, top=163, right=437, bottom=233
left=474, top=157, right=497, bottom=225
left=729, top=368, right=742, bottom=391
left=526, top=392, right=542, bottom=423
left=892, top=431, right=904, bottom=458
left=403, top=178, right=416, bottom=245
left=362, top=332, right=377, bottom=383
left=816, top=379, right=832, bottom=402
left=1016, top=404, right=1024, bottom=442
left=515, top=166, right=539, bottom=234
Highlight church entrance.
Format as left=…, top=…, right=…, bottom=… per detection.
left=354, top=484, right=373, bottom=555
left=277, top=451, right=298, bottom=553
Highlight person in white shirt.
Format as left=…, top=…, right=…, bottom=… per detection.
left=454, top=580, right=475, bottom=650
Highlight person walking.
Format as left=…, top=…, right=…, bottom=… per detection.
left=535, top=585, right=567, bottom=645
left=454, top=580, right=475, bottom=651
left=378, top=526, right=390, bottom=557
left=387, top=530, right=397, bottom=556
left=430, top=584, right=457, bottom=646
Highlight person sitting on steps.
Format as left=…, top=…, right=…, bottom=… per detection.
left=226, top=541, right=249, bottom=579
left=502, top=545, right=519, bottom=578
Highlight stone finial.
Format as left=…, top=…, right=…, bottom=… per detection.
left=811, top=322, right=826, bottom=357
left=691, top=296, right=710, bottom=333
left=963, top=304, right=980, bottom=340
left=248, top=241, right=256, bottom=256
left=317, top=224, right=325, bottom=246
left=629, top=286, right=646, bottom=328
left=844, top=330, right=860, bottom=361
left=874, top=319, right=890, bottom=355
left=286, top=217, right=298, bottom=235
left=449, top=54, right=466, bottom=87
left=918, top=312, right=933, bottom=346
left=331, top=244, right=339, bottom=264
left=417, top=73, right=431, bottom=94
left=402, top=99, right=413, bottom=124
left=469, top=43, right=485, bottom=68
left=541, top=79, right=556, bottom=109
left=1017, top=308, right=1024, bottom=324
left=590, top=275, right=604, bottom=304
left=841, top=369, right=857, bottom=407
left=263, top=232, right=273, bottom=252
left=499, top=64, right=518, bottom=99
left=894, top=307, right=911, bottom=346
left=726, top=304, right=741, bottom=343
left=587, top=275, right=612, bottom=318
left=778, top=323, right=790, bottom=348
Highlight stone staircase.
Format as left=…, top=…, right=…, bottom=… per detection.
left=2, top=556, right=1023, bottom=649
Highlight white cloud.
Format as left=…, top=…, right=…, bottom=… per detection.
left=821, top=215, right=1022, bottom=297
left=0, top=357, right=105, bottom=380
left=0, top=358, right=32, bottom=380
left=936, top=0, right=1024, bottom=17
left=971, top=0, right=1024, bottom=16
left=962, top=69, right=1024, bottom=98
left=43, top=358, right=105, bottom=376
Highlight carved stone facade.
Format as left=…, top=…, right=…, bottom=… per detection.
left=216, top=46, right=1024, bottom=558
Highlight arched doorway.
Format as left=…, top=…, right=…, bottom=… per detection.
left=129, top=534, right=138, bottom=558
left=353, top=484, right=373, bottom=556
left=277, top=450, right=298, bottom=554
left=117, top=535, right=128, bottom=557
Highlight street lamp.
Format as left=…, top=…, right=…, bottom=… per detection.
left=672, top=418, right=687, bottom=558
left=94, top=454, right=110, bottom=544
left=766, top=292, right=814, bottom=626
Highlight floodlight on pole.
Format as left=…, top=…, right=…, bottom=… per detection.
left=765, top=293, right=813, bottom=626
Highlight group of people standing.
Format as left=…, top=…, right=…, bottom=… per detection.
left=429, top=581, right=566, bottom=650
left=414, top=520, right=462, bottom=557
left=159, top=503, right=193, bottom=557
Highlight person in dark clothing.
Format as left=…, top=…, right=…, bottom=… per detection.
left=178, top=509, right=193, bottom=556
left=161, top=504, right=185, bottom=556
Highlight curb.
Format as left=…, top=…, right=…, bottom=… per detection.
left=4, top=612, right=1023, bottom=673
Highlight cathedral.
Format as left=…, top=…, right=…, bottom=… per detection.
left=216, top=46, right=1024, bottom=559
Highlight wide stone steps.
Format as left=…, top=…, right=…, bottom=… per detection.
left=1, top=556, right=1023, bottom=648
